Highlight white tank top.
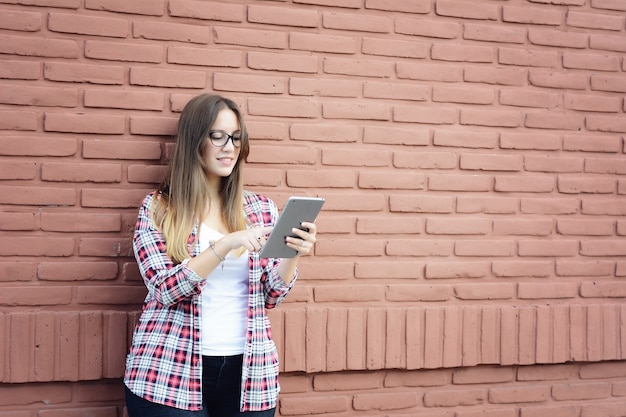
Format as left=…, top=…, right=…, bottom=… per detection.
left=198, top=224, right=249, bottom=356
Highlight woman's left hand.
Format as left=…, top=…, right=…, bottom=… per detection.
left=285, top=221, right=317, bottom=256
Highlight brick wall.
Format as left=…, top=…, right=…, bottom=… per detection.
left=1, top=0, right=625, bottom=415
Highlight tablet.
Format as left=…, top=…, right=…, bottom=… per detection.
left=259, top=196, right=325, bottom=258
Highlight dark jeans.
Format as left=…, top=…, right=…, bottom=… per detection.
left=125, top=355, right=276, bottom=417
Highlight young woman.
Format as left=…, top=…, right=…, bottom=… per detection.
left=124, top=94, right=317, bottom=417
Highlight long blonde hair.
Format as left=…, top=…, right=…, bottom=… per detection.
left=152, top=94, right=250, bottom=263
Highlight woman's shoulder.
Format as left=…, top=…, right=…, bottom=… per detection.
left=243, top=190, right=278, bottom=217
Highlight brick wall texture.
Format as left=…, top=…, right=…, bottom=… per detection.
left=1, top=0, right=625, bottom=415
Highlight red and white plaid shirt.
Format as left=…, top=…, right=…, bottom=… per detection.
left=124, top=191, right=296, bottom=411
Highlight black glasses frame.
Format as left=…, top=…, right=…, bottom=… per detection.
left=208, top=130, right=242, bottom=148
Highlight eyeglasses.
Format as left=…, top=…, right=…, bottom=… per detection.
left=208, top=130, right=242, bottom=148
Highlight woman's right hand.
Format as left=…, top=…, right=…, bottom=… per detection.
left=221, top=226, right=274, bottom=253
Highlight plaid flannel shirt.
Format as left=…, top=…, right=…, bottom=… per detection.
left=124, top=191, right=296, bottom=412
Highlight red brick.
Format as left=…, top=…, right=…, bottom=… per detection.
left=563, top=52, right=621, bottom=71
left=79, top=237, right=133, bottom=257
left=434, top=129, right=497, bottom=149
left=48, top=12, right=128, bottom=37
left=130, top=66, right=206, bottom=88
left=558, top=176, right=615, bottom=194
left=0, top=59, right=40, bottom=80
left=38, top=262, right=118, bottom=281
left=0, top=213, right=37, bottom=232
left=437, top=0, right=498, bottom=19
left=44, top=62, right=124, bottom=85
left=41, top=162, right=122, bottom=183
left=424, top=388, right=485, bottom=407
left=529, top=28, right=588, bottom=48
left=518, top=282, right=578, bottom=299
left=168, top=0, right=243, bottom=21
left=290, top=32, right=356, bottom=54
left=0, top=381, right=71, bottom=405
left=397, top=61, right=462, bottom=82
left=250, top=4, right=318, bottom=27
left=353, top=391, right=418, bottom=411
left=127, top=165, right=166, bottom=184
left=39, top=407, right=118, bottom=417
left=81, top=188, right=149, bottom=209
left=388, top=239, right=454, bottom=257
left=499, top=48, right=559, bottom=67
left=433, top=85, right=494, bottom=105
left=0, top=185, right=76, bottom=206
left=454, top=283, right=515, bottom=300
left=0, top=287, right=72, bottom=306
left=395, top=17, right=460, bottom=38
left=567, top=10, right=624, bottom=30
left=455, top=240, right=515, bottom=257
left=394, top=151, right=456, bottom=170
left=280, top=395, right=348, bottom=415
left=129, top=116, right=178, bottom=136
left=386, top=285, right=450, bottom=301
left=495, top=175, right=554, bottom=193
left=290, top=77, right=358, bottom=98
left=432, top=43, right=495, bottom=63
left=84, top=90, right=164, bottom=111
left=365, top=125, right=429, bottom=146
left=518, top=240, right=578, bottom=257
left=82, top=139, right=162, bottom=160
left=565, top=93, right=622, bottom=112
left=426, top=217, right=490, bottom=235
left=75, top=286, right=147, bottom=305
left=395, top=105, right=457, bottom=125
left=0, top=85, right=78, bottom=107
left=133, top=20, right=210, bottom=44
left=0, top=34, right=78, bottom=58
left=365, top=81, right=429, bottom=101
left=525, top=112, right=584, bottom=130
left=429, top=173, right=491, bottom=192
left=322, top=149, right=389, bottom=168
left=524, top=155, right=583, bottom=173
left=290, top=123, right=359, bottom=142
left=358, top=171, right=424, bottom=189
left=390, top=194, right=454, bottom=214
left=563, top=134, right=622, bottom=152
left=0, top=161, right=36, bottom=180
left=214, top=72, right=284, bottom=94
left=461, top=153, right=522, bottom=171
left=461, top=108, right=522, bottom=127
left=85, top=40, right=162, bottom=63
left=362, top=37, right=428, bottom=58
left=492, top=260, right=552, bottom=277
left=457, top=196, right=518, bottom=214
left=464, top=23, right=526, bottom=44
left=0, top=109, right=37, bottom=131
left=587, top=115, right=626, bottom=133
left=324, top=56, right=393, bottom=78
left=500, top=89, right=560, bottom=108
left=323, top=10, right=391, bottom=33
left=41, top=212, right=121, bottom=232
left=44, top=113, right=124, bottom=134
left=0, top=9, right=42, bottom=31
left=85, top=0, right=164, bottom=16
left=315, top=238, right=384, bottom=257
left=286, top=169, right=353, bottom=188
left=557, top=219, right=614, bottom=236
left=355, top=261, right=424, bottom=279
left=215, top=27, right=286, bottom=50
left=502, top=5, right=562, bottom=25
left=425, top=261, right=489, bottom=279
left=249, top=97, right=318, bottom=118
left=493, top=219, right=552, bottom=236
left=590, top=34, right=626, bottom=53
left=366, top=0, right=430, bottom=13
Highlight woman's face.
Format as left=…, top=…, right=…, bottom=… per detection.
left=202, top=107, right=242, bottom=180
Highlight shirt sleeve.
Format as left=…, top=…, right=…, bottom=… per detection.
left=133, top=193, right=204, bottom=307
left=247, top=192, right=298, bottom=309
